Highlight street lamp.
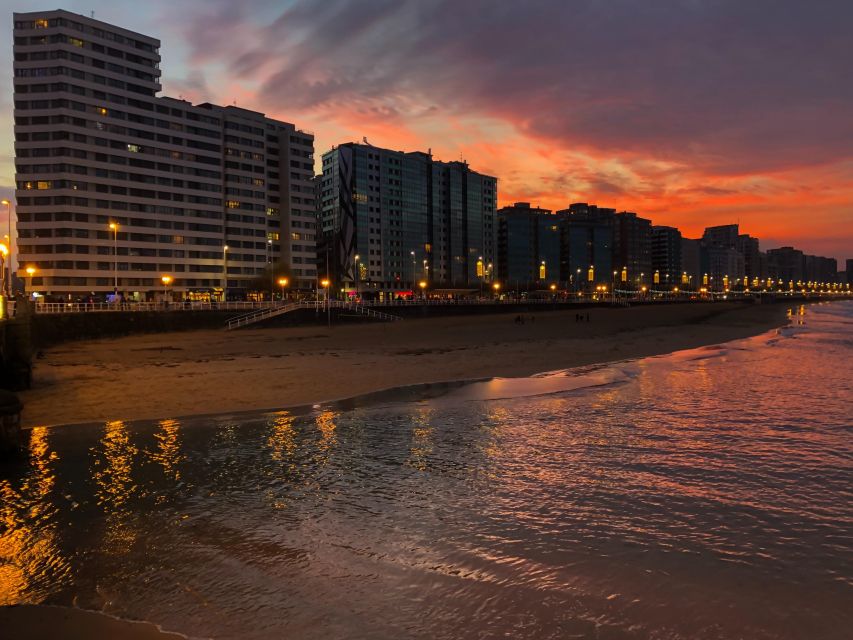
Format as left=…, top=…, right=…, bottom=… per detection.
left=321, top=278, right=330, bottom=326
left=0, top=243, right=7, bottom=298
left=109, top=222, right=118, bottom=295
left=1, top=199, right=11, bottom=296
left=222, top=245, right=229, bottom=302
left=411, top=250, right=416, bottom=289
left=419, top=280, right=427, bottom=299
left=353, top=254, right=360, bottom=295
left=161, top=274, right=172, bottom=302
left=267, top=238, right=274, bottom=300
left=278, top=277, right=288, bottom=300
left=25, top=265, right=36, bottom=295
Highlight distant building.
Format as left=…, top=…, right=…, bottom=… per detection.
left=614, top=212, right=652, bottom=286
left=847, top=259, right=853, bottom=285
left=497, top=203, right=560, bottom=288
left=767, top=247, right=804, bottom=283
left=651, top=225, right=682, bottom=287
left=319, top=142, right=497, bottom=291
left=737, top=234, right=762, bottom=281
left=702, top=224, right=745, bottom=283
left=681, top=238, right=702, bottom=288
left=555, top=203, right=614, bottom=290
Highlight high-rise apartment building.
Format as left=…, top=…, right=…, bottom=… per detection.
left=496, top=203, right=559, bottom=287
left=702, top=224, right=745, bottom=283
left=13, top=10, right=315, bottom=299
left=766, top=247, right=804, bottom=283
left=613, top=211, right=652, bottom=286
left=736, top=234, right=762, bottom=281
left=651, top=225, right=682, bottom=287
left=319, top=143, right=497, bottom=292
left=681, top=238, right=702, bottom=288
left=555, top=203, right=614, bottom=289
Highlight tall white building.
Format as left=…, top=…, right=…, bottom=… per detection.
left=13, top=9, right=316, bottom=299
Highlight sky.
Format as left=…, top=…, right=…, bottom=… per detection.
left=2, top=0, right=852, bottom=264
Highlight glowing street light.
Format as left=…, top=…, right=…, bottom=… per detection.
left=109, top=222, right=119, bottom=294
left=0, top=242, right=7, bottom=297
left=1, top=199, right=11, bottom=296
left=221, top=245, right=229, bottom=302
left=161, top=274, right=172, bottom=301
left=278, top=277, right=289, bottom=300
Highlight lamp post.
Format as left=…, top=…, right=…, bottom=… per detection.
left=0, top=242, right=8, bottom=298
left=354, top=254, right=360, bottom=296
left=1, top=199, right=10, bottom=296
left=109, top=222, right=118, bottom=296
left=278, top=277, right=288, bottom=301
left=267, top=238, right=274, bottom=301
left=25, top=266, right=36, bottom=297
left=222, top=245, right=229, bottom=302
left=419, top=280, right=427, bottom=300
left=161, top=275, right=172, bottom=303
left=410, top=250, right=416, bottom=291
left=321, top=278, right=330, bottom=327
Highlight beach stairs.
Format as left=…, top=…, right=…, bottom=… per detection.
left=225, top=301, right=401, bottom=330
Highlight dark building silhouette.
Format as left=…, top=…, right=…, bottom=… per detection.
left=497, top=203, right=560, bottom=288
left=651, top=225, right=682, bottom=287
left=681, top=238, right=702, bottom=288
left=767, top=247, right=804, bottom=283
left=555, top=203, right=614, bottom=290
left=614, top=212, right=652, bottom=287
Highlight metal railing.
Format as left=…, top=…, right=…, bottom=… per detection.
left=335, top=301, right=402, bottom=322
left=225, top=303, right=305, bottom=330
left=27, top=290, right=852, bottom=316
left=225, top=300, right=403, bottom=330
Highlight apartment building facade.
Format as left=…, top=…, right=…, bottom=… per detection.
left=319, top=142, right=497, bottom=292
left=496, top=202, right=560, bottom=288
left=12, top=10, right=315, bottom=299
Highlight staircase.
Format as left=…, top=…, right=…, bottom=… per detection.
left=225, top=301, right=402, bottom=330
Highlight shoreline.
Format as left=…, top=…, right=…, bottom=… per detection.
left=18, top=301, right=795, bottom=429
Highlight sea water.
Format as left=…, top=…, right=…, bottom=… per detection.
left=1, top=302, right=851, bottom=639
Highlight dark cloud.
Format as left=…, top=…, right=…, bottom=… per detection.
left=173, top=0, right=853, bottom=177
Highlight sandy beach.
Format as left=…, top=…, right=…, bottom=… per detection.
left=19, top=302, right=791, bottom=428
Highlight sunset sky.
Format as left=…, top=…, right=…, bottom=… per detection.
left=2, top=0, right=851, bottom=263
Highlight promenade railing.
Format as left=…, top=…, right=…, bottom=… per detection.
left=28, top=290, right=848, bottom=315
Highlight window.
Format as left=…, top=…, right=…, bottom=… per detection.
left=35, top=19, right=49, bottom=29
left=127, top=144, right=141, bottom=153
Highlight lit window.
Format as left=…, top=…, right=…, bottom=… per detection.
left=266, top=207, right=279, bottom=216
left=226, top=201, right=240, bottom=209
left=36, top=180, right=52, bottom=190
left=268, top=232, right=281, bottom=241
left=69, top=37, right=84, bottom=47
left=127, top=144, right=141, bottom=153
left=172, top=235, right=185, bottom=244
left=98, top=107, right=108, bottom=116
left=291, top=232, right=301, bottom=241
left=34, top=19, right=49, bottom=28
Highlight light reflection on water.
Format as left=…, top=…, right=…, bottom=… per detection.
left=0, top=301, right=851, bottom=639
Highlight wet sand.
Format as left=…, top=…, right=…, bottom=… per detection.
left=19, top=302, right=791, bottom=428
left=0, top=605, right=189, bottom=639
